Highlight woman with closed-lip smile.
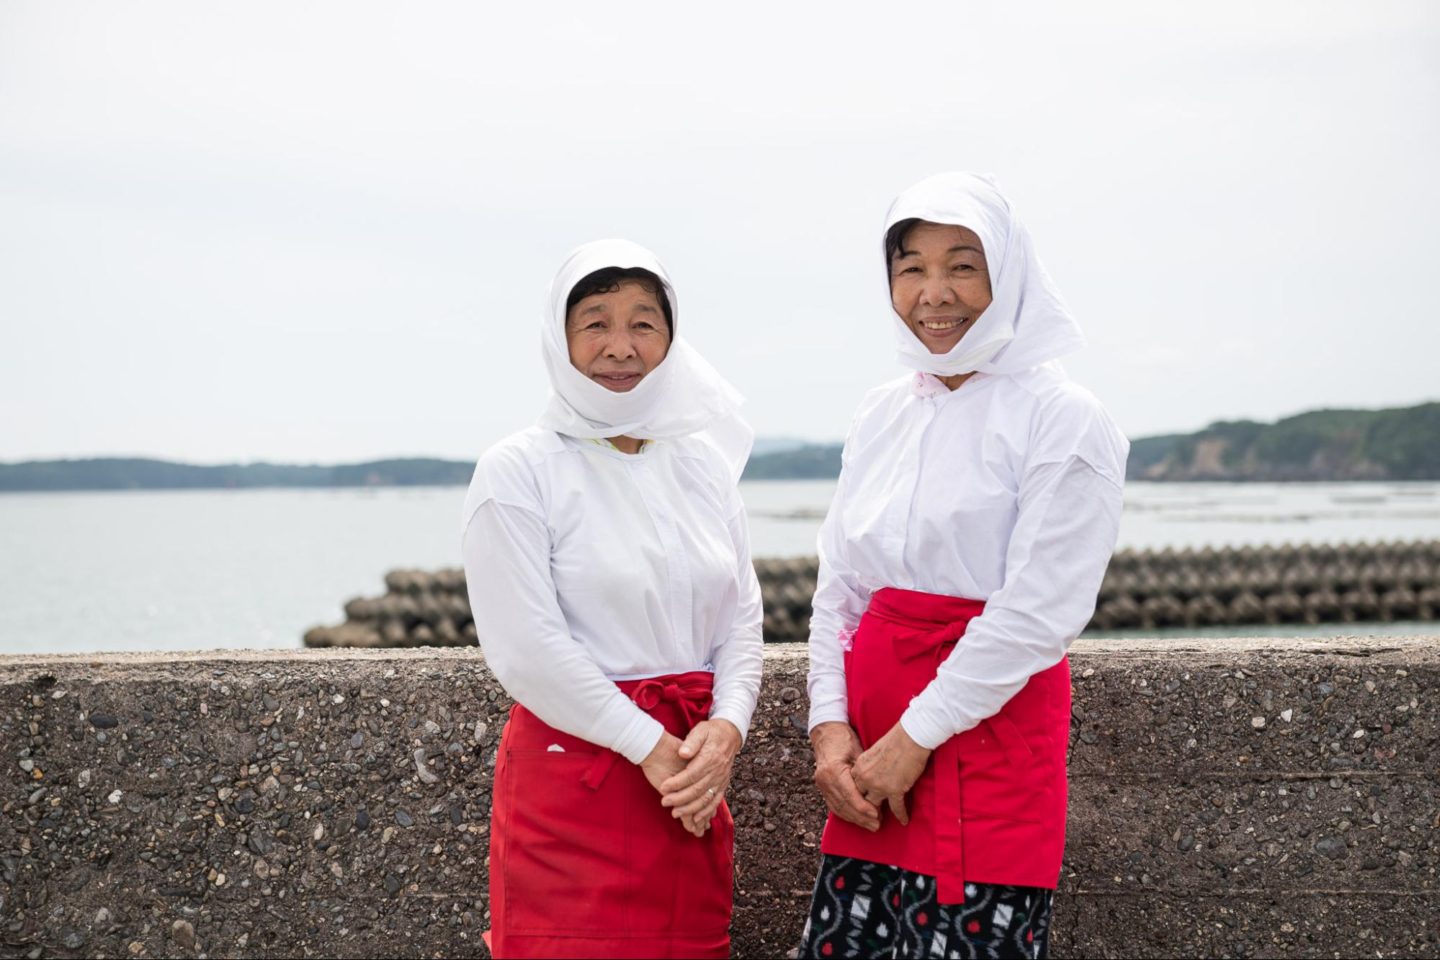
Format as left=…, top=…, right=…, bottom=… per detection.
left=799, top=173, right=1129, bottom=959
left=462, top=239, right=763, bottom=958
left=567, top=278, right=665, bottom=393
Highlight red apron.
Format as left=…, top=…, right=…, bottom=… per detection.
left=487, top=671, right=734, bottom=959
left=820, top=588, right=1070, bottom=903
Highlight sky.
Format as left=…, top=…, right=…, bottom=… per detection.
left=1, top=1, right=1437, bottom=464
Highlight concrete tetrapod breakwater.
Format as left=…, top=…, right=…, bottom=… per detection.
left=1, top=638, right=1437, bottom=959
left=303, top=540, right=1440, bottom=649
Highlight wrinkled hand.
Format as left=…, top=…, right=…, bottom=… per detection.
left=640, top=733, right=706, bottom=837
left=660, top=719, right=741, bottom=836
left=810, top=722, right=880, bottom=832
left=851, top=722, right=931, bottom=826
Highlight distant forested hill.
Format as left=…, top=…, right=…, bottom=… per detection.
left=0, top=450, right=843, bottom=490
left=742, top=402, right=1440, bottom=482
left=0, top=458, right=474, bottom=492
left=742, top=401, right=1440, bottom=482
left=4, top=402, right=1437, bottom=491
left=1129, top=402, right=1440, bottom=481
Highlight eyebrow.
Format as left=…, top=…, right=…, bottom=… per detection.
left=895, top=244, right=984, bottom=260
left=567, top=304, right=607, bottom=328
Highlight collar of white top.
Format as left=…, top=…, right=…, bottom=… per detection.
left=584, top=436, right=651, bottom=455
left=911, top=370, right=989, bottom=399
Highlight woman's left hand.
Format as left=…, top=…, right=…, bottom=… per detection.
left=851, top=723, right=932, bottom=826
left=659, top=718, right=742, bottom=834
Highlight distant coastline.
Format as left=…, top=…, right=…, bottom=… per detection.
left=0, top=458, right=475, bottom=492
left=3, top=400, right=1437, bottom=491
left=0, top=449, right=842, bottom=491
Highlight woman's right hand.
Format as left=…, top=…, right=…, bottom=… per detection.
left=640, top=732, right=706, bottom=837
left=810, top=721, right=881, bottom=832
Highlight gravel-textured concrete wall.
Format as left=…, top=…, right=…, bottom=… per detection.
left=2, top=639, right=1436, bottom=959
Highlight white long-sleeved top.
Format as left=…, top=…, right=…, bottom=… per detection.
left=461, top=428, right=764, bottom=765
left=807, top=364, right=1129, bottom=749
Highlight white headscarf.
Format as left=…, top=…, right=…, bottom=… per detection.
left=884, top=172, right=1086, bottom=377
left=535, top=239, right=754, bottom=482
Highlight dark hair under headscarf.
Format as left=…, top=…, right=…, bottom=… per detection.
left=565, top=266, right=674, bottom=333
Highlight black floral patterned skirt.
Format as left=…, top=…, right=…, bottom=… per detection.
left=798, top=854, right=1053, bottom=959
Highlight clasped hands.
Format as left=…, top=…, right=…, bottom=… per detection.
left=640, top=718, right=742, bottom=838
left=811, top=720, right=931, bottom=831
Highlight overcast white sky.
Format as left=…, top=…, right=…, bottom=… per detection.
left=1, top=1, right=1436, bottom=464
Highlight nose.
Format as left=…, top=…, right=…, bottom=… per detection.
left=602, top=330, right=638, bottom=361
left=919, top=274, right=956, bottom=308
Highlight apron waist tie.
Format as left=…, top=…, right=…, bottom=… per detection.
left=884, top=607, right=982, bottom=904
left=898, top=619, right=1033, bottom=903
left=582, top=677, right=714, bottom=791
left=908, top=624, right=970, bottom=903
left=933, top=737, right=965, bottom=903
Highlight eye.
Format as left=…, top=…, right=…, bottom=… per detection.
left=896, top=265, right=922, bottom=276
left=952, top=263, right=976, bottom=273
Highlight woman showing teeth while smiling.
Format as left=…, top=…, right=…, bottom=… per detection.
left=892, top=220, right=990, bottom=371
left=461, top=239, right=762, bottom=958
left=800, top=174, right=1129, bottom=959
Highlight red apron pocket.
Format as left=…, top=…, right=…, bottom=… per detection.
left=984, top=713, right=1035, bottom=767
left=953, top=715, right=1054, bottom=825
left=502, top=749, right=628, bottom=936
left=627, top=798, right=734, bottom=937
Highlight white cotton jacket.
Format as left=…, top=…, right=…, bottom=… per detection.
left=462, top=241, right=763, bottom=764
left=806, top=173, right=1129, bottom=748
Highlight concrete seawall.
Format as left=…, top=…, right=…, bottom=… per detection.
left=2, top=638, right=1436, bottom=958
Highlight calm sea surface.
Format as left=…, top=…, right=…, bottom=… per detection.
left=2, top=481, right=1438, bottom=655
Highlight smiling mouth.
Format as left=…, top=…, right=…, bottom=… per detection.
left=593, top=372, right=642, bottom=390
left=918, top=318, right=968, bottom=332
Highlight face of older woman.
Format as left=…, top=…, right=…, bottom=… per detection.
left=565, top=280, right=672, bottom=392
left=889, top=221, right=993, bottom=355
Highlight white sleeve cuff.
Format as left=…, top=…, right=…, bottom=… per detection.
left=807, top=701, right=851, bottom=733
left=613, top=712, right=666, bottom=766
left=709, top=702, right=753, bottom=745
left=899, top=701, right=954, bottom=751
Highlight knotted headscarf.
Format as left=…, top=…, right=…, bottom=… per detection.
left=884, top=172, right=1086, bottom=377
left=536, top=239, right=753, bottom=482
